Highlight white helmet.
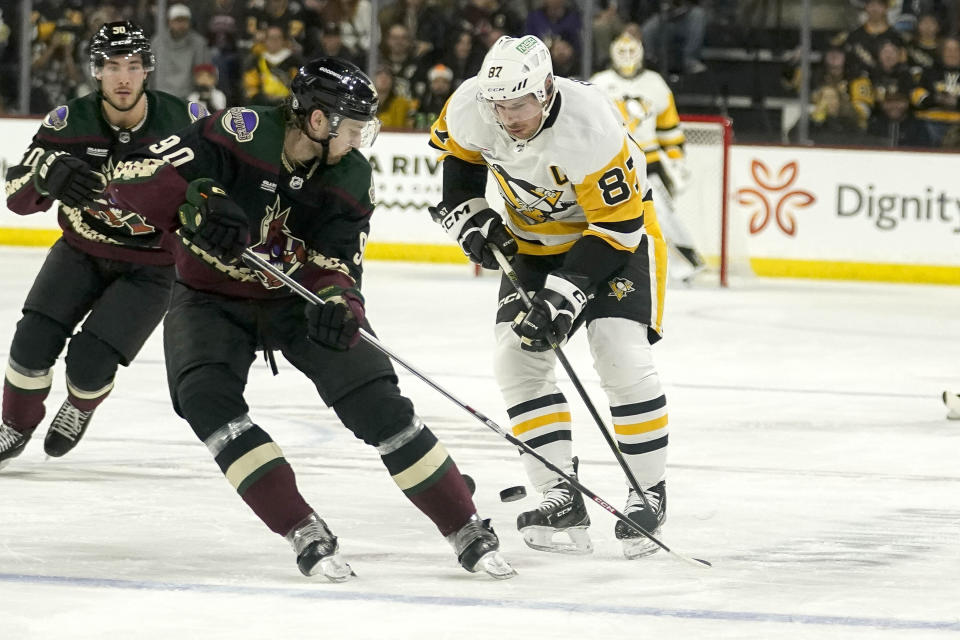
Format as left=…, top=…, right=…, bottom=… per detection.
left=610, top=33, right=644, bottom=78
left=476, top=35, right=556, bottom=127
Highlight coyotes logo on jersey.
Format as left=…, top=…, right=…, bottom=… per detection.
left=249, top=195, right=308, bottom=289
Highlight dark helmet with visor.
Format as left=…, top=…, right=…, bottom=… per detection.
left=89, top=21, right=155, bottom=77
left=290, top=57, right=380, bottom=147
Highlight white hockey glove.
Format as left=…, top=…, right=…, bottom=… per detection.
left=430, top=198, right=517, bottom=270
left=512, top=271, right=590, bottom=352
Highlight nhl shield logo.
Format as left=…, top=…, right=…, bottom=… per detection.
left=42, top=106, right=69, bottom=131
left=608, top=277, right=635, bottom=301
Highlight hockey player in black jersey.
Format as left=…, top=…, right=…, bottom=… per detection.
left=107, top=58, right=514, bottom=581
left=0, top=22, right=208, bottom=469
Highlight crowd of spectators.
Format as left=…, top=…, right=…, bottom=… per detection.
left=0, top=0, right=958, bottom=149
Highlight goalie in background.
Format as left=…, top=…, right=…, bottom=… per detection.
left=591, top=30, right=706, bottom=285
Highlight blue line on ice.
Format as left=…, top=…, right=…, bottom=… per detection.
left=1, top=572, right=957, bottom=631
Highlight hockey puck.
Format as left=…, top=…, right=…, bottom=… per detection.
left=499, top=486, right=527, bottom=502
left=462, top=474, right=476, bottom=495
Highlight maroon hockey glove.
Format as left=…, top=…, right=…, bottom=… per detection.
left=512, top=271, right=590, bottom=352
left=34, top=151, right=105, bottom=209
left=306, top=285, right=366, bottom=350
left=178, top=178, right=250, bottom=264
left=430, top=199, right=517, bottom=270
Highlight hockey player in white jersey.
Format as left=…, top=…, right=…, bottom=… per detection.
left=429, top=34, right=671, bottom=559
left=591, top=32, right=705, bottom=283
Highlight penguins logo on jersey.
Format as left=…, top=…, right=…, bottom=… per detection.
left=249, top=195, right=307, bottom=289
left=489, top=163, right=573, bottom=223
left=608, top=276, right=635, bottom=301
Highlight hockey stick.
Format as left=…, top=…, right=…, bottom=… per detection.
left=489, top=245, right=657, bottom=517
left=240, top=249, right=710, bottom=568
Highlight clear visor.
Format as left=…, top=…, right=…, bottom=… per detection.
left=332, top=116, right=381, bottom=148
left=477, top=93, right=544, bottom=128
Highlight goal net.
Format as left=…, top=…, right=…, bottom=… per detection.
left=676, top=115, right=743, bottom=286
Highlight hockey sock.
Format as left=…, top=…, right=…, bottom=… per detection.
left=507, top=392, right=575, bottom=492
left=65, top=374, right=114, bottom=413
left=3, top=359, right=53, bottom=434
left=204, top=415, right=312, bottom=535
left=378, top=421, right=475, bottom=536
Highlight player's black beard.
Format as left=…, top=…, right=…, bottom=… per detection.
left=100, top=85, right=146, bottom=113
left=302, top=127, right=331, bottom=164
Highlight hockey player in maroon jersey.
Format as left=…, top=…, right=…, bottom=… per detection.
left=0, top=22, right=207, bottom=468
left=107, top=58, right=515, bottom=581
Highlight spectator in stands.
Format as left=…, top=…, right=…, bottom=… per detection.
left=525, top=0, right=584, bottom=63
left=30, top=10, right=83, bottom=113
left=640, top=0, right=708, bottom=75
left=912, top=36, right=960, bottom=146
left=868, top=40, right=923, bottom=143
left=413, top=63, right=454, bottom=130
left=840, top=0, right=903, bottom=72
left=869, top=91, right=931, bottom=146
left=591, top=0, right=625, bottom=73
left=379, top=0, right=452, bottom=61
left=374, top=66, right=416, bottom=129
left=438, top=30, right=484, bottom=88
left=187, top=63, right=228, bottom=111
left=907, top=12, right=940, bottom=79
left=151, top=4, right=211, bottom=100
left=242, top=24, right=302, bottom=105
left=245, top=0, right=311, bottom=54
left=205, top=0, right=245, bottom=106
left=314, top=21, right=365, bottom=68
left=380, top=23, right=421, bottom=98
left=798, top=44, right=874, bottom=131
left=794, top=84, right=866, bottom=144
left=332, top=0, right=374, bottom=59
left=549, top=36, right=580, bottom=79
left=458, top=0, right=524, bottom=46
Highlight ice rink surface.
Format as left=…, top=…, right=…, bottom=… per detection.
left=0, top=246, right=958, bottom=639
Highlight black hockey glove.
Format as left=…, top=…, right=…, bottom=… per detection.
left=512, top=271, right=590, bottom=352
left=306, top=285, right=366, bottom=350
left=34, top=150, right=105, bottom=209
left=430, top=198, right=517, bottom=270
left=178, top=178, right=250, bottom=264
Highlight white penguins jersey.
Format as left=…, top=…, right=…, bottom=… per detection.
left=589, top=68, right=685, bottom=167
left=429, top=76, right=663, bottom=257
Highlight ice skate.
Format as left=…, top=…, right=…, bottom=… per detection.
left=44, top=399, right=95, bottom=457
left=0, top=422, right=31, bottom=470
left=517, top=481, right=593, bottom=555
left=447, top=515, right=517, bottom=579
left=615, top=480, right=667, bottom=559
left=943, top=391, right=960, bottom=420
left=286, top=512, right=355, bottom=582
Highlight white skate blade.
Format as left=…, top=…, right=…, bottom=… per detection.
left=943, top=391, right=960, bottom=419
left=621, top=528, right=662, bottom=560
left=477, top=550, right=518, bottom=580
left=317, top=553, right=356, bottom=583
left=520, top=525, right=593, bottom=555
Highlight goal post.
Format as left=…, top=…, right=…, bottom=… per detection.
left=676, top=114, right=737, bottom=286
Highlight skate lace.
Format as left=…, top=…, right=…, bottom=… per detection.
left=290, top=518, right=334, bottom=556
left=450, top=517, right=485, bottom=554
left=627, top=487, right=661, bottom=513
left=49, top=404, right=92, bottom=440
left=538, top=485, right=572, bottom=512
left=0, top=423, right=23, bottom=450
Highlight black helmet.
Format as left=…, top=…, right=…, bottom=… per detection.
left=291, top=57, right=380, bottom=145
left=89, top=21, right=155, bottom=76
